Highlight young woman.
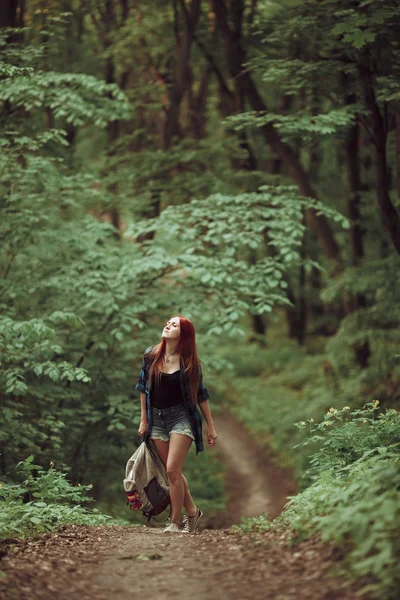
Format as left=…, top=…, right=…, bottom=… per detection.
left=135, top=315, right=217, bottom=533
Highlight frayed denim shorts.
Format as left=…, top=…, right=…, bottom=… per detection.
left=150, top=403, right=195, bottom=443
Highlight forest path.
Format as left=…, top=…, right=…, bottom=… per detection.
left=208, top=410, right=295, bottom=528
left=1, top=524, right=358, bottom=600
left=0, top=414, right=359, bottom=600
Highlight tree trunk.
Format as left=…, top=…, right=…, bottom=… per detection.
left=374, top=127, right=400, bottom=254
left=187, top=64, right=212, bottom=140
left=285, top=221, right=307, bottom=346
left=0, top=446, right=6, bottom=476
left=248, top=249, right=266, bottom=342
left=344, top=81, right=365, bottom=265
left=211, top=0, right=341, bottom=264
left=0, top=0, right=24, bottom=29
left=286, top=271, right=307, bottom=345
left=342, top=81, right=371, bottom=367
left=162, top=0, right=202, bottom=149
left=220, top=82, right=267, bottom=342
left=104, top=55, right=121, bottom=239
left=93, top=0, right=134, bottom=240
left=346, top=119, right=364, bottom=263
left=359, top=65, right=400, bottom=255
left=395, top=110, right=400, bottom=201
left=135, top=0, right=202, bottom=242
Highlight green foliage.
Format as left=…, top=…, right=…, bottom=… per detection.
left=0, top=71, right=130, bottom=126
left=0, top=33, right=172, bottom=480
left=287, top=403, right=400, bottom=599
left=293, top=400, right=399, bottom=472
left=329, top=1, right=398, bottom=50
left=0, top=29, right=130, bottom=127
left=0, top=456, right=112, bottom=540
left=322, top=256, right=400, bottom=398
left=226, top=106, right=363, bottom=139
left=105, top=136, right=243, bottom=207
left=132, top=186, right=348, bottom=335
left=0, top=30, right=157, bottom=490
left=234, top=404, right=400, bottom=600
left=0, top=18, right=228, bottom=523
left=1, top=316, right=90, bottom=394
left=231, top=513, right=271, bottom=535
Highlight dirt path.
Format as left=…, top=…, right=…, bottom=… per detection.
left=1, top=524, right=359, bottom=600
left=209, top=411, right=295, bottom=527
left=0, top=413, right=361, bottom=600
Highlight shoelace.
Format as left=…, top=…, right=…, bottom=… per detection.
left=182, top=513, right=195, bottom=532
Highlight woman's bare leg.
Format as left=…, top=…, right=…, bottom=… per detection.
left=152, top=438, right=169, bottom=466
left=152, top=438, right=196, bottom=520
left=182, top=474, right=196, bottom=516
left=166, top=433, right=193, bottom=523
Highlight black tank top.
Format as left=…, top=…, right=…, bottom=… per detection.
left=151, top=370, right=184, bottom=409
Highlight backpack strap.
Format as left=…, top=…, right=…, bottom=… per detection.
left=142, top=505, right=172, bottom=524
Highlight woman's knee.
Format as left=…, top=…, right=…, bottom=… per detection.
left=167, top=464, right=182, bottom=484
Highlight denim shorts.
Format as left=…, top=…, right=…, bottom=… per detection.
left=150, top=403, right=195, bottom=443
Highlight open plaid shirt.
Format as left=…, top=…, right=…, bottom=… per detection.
left=135, top=346, right=210, bottom=454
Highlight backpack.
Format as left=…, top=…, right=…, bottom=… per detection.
left=123, top=441, right=171, bottom=522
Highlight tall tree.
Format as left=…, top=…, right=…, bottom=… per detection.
left=211, top=0, right=341, bottom=263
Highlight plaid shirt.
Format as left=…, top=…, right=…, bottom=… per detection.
left=135, top=346, right=210, bottom=454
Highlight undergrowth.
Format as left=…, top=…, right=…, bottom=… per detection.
left=233, top=402, right=400, bottom=600
left=0, top=456, right=112, bottom=541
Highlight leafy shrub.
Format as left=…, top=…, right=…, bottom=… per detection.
left=0, top=456, right=112, bottom=540
left=234, top=403, right=400, bottom=600
left=293, top=401, right=400, bottom=474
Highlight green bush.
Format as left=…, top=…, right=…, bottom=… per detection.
left=234, top=403, right=400, bottom=600
left=0, top=456, right=112, bottom=540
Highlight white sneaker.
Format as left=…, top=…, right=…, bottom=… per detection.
left=163, top=520, right=181, bottom=533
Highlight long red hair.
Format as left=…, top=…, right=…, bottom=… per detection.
left=148, top=315, right=201, bottom=406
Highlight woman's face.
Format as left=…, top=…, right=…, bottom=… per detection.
left=162, top=316, right=181, bottom=341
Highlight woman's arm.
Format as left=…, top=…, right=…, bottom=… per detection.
left=198, top=400, right=217, bottom=446
left=140, top=392, right=147, bottom=421
left=135, top=349, right=149, bottom=436
left=138, top=392, right=148, bottom=437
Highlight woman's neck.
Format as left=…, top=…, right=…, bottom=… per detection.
left=165, top=341, right=179, bottom=357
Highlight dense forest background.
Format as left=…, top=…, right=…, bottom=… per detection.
left=1, top=0, right=400, bottom=597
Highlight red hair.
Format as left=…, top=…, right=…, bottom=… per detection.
left=148, top=315, right=201, bottom=406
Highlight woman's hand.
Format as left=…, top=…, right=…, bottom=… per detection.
left=138, top=419, right=148, bottom=438
left=207, top=424, right=218, bottom=447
